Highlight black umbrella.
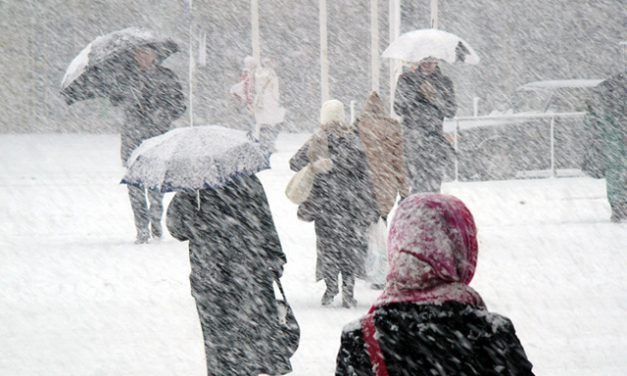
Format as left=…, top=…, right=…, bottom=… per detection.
left=60, top=27, right=179, bottom=105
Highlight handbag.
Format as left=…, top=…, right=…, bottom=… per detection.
left=285, top=163, right=315, bottom=204
left=274, top=277, right=301, bottom=359
left=366, top=217, right=388, bottom=284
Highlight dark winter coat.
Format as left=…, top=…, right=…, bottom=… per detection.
left=290, top=125, right=379, bottom=280
left=584, top=72, right=626, bottom=216
left=111, top=64, right=186, bottom=162
left=166, top=174, right=291, bottom=376
left=336, top=301, right=534, bottom=376
left=394, top=68, right=456, bottom=192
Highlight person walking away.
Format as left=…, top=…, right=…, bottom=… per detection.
left=166, top=174, right=292, bottom=376
left=335, top=193, right=535, bottom=375
left=229, top=56, right=257, bottom=130
left=584, top=71, right=626, bottom=222
left=355, top=91, right=410, bottom=289
left=253, top=58, right=286, bottom=152
left=110, top=45, right=186, bottom=243
left=394, top=57, right=456, bottom=193
left=290, top=100, right=379, bottom=308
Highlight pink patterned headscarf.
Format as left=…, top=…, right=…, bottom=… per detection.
left=372, top=193, right=485, bottom=309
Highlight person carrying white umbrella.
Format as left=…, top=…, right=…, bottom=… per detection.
left=384, top=29, right=478, bottom=194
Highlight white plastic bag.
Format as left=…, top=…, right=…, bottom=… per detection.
left=366, top=217, right=388, bottom=285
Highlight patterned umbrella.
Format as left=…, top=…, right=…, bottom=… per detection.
left=121, top=125, right=270, bottom=192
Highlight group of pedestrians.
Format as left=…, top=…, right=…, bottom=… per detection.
left=109, top=46, right=537, bottom=375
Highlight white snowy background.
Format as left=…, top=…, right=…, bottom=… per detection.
left=1, top=132, right=626, bottom=375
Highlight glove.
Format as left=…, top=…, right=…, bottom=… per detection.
left=311, top=158, right=333, bottom=174
left=269, top=264, right=284, bottom=279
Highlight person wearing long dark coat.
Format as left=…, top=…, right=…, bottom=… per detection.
left=583, top=71, right=626, bottom=222
left=290, top=100, right=379, bottom=308
left=335, top=193, right=534, bottom=376
left=166, top=174, right=291, bottom=376
left=394, top=58, right=456, bottom=193
left=111, top=46, right=186, bottom=243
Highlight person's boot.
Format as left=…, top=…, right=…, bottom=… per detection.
left=610, top=202, right=627, bottom=223
left=151, top=222, right=162, bottom=239
left=135, top=229, right=150, bottom=244
left=321, top=278, right=339, bottom=306
left=342, top=274, right=357, bottom=308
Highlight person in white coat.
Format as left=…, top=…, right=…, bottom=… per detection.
left=253, top=58, right=286, bottom=151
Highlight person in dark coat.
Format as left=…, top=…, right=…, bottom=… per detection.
left=335, top=193, right=535, bottom=376
left=290, top=100, right=379, bottom=308
left=166, top=174, right=291, bottom=376
left=394, top=57, right=456, bottom=193
left=583, top=71, right=626, bottom=222
left=111, top=46, right=186, bottom=243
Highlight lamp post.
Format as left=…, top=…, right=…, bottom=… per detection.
left=320, top=0, right=330, bottom=102
left=370, top=0, right=380, bottom=93
left=251, top=0, right=260, bottom=63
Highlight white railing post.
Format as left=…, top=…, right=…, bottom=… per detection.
left=549, top=115, right=556, bottom=177
left=454, top=118, right=459, bottom=181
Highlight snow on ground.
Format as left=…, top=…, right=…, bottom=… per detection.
left=0, top=133, right=625, bottom=375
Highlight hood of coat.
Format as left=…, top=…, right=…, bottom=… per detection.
left=371, top=193, right=484, bottom=309
left=361, top=91, right=387, bottom=119
left=386, top=193, right=478, bottom=288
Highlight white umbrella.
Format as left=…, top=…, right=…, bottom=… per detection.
left=61, top=27, right=179, bottom=105
left=121, top=125, right=269, bottom=192
left=382, top=28, right=479, bottom=64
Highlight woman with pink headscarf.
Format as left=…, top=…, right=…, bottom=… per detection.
left=335, top=193, right=534, bottom=376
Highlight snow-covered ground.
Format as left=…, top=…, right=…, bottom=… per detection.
left=1, top=133, right=625, bottom=376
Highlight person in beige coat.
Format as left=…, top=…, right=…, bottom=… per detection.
left=355, top=92, right=410, bottom=289
left=356, top=91, right=410, bottom=219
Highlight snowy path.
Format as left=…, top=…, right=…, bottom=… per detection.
left=0, top=133, right=625, bottom=375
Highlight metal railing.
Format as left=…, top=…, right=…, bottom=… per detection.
left=449, top=111, right=587, bottom=180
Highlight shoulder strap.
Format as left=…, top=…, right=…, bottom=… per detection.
left=274, top=277, right=288, bottom=302
left=361, top=313, right=390, bottom=376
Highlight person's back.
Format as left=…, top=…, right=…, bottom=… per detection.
left=334, top=193, right=534, bottom=375
left=337, top=301, right=533, bottom=376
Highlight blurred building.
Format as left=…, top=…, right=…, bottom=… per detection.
left=1, top=0, right=624, bottom=132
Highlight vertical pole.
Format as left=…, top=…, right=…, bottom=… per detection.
left=188, top=0, right=194, bottom=127
left=350, top=100, right=357, bottom=124
left=320, top=0, right=330, bottom=102
left=251, top=0, right=261, bottom=63
left=370, top=0, right=380, bottom=93
left=389, top=0, right=401, bottom=115
left=430, top=0, right=439, bottom=29
left=454, top=119, right=459, bottom=181
left=473, top=97, right=480, bottom=117
left=549, top=115, right=556, bottom=177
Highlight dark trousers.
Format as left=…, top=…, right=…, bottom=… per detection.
left=325, top=273, right=355, bottom=299
left=127, top=185, right=164, bottom=235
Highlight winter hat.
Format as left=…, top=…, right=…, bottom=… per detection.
left=320, top=99, right=346, bottom=125
left=243, top=56, right=257, bottom=70
left=373, top=193, right=484, bottom=308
